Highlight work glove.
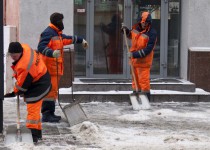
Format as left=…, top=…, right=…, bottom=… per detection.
left=121, top=24, right=130, bottom=35
left=52, top=50, right=61, bottom=58
left=127, top=52, right=133, bottom=58
left=4, top=91, right=16, bottom=98
left=82, top=39, right=89, bottom=49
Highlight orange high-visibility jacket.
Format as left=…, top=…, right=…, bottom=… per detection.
left=12, top=44, right=51, bottom=103
left=38, top=23, right=83, bottom=76
left=129, top=25, right=157, bottom=68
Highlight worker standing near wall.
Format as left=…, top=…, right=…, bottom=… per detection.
left=5, top=42, right=51, bottom=143
left=37, top=12, right=88, bottom=123
left=122, top=11, right=157, bottom=101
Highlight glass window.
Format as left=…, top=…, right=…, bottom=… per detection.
left=93, top=0, right=124, bottom=74
left=167, top=0, right=180, bottom=76
left=74, top=0, right=87, bottom=76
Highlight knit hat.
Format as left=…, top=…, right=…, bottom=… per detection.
left=50, top=12, right=64, bottom=23
left=8, top=42, right=23, bottom=53
left=50, top=12, right=64, bottom=30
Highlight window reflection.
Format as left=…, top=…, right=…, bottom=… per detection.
left=74, top=1, right=87, bottom=76
left=168, top=0, right=180, bottom=76
left=94, top=0, right=124, bottom=74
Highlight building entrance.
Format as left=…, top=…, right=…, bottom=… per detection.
left=74, top=0, right=180, bottom=78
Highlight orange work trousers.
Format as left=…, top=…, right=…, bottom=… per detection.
left=44, top=75, right=61, bottom=101
left=26, top=100, right=43, bottom=130
left=132, top=67, right=150, bottom=93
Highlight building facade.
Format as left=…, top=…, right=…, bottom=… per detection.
left=4, top=0, right=210, bottom=84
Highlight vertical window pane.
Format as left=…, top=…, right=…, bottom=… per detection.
left=74, top=1, right=87, bottom=76
left=93, top=0, right=124, bottom=74
left=168, top=0, right=180, bottom=76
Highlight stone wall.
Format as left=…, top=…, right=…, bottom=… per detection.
left=188, top=47, right=210, bottom=92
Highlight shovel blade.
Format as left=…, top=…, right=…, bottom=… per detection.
left=63, top=103, right=88, bottom=127
left=139, top=94, right=151, bottom=110
left=129, top=93, right=151, bottom=110
left=129, top=93, right=141, bottom=110
left=4, top=125, right=33, bottom=146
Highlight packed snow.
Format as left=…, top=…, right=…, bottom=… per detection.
left=1, top=96, right=210, bottom=150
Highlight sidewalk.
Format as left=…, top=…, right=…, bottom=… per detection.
left=1, top=97, right=210, bottom=150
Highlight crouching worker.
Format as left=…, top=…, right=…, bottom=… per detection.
left=6, top=42, right=51, bottom=143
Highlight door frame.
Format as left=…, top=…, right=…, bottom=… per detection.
left=86, top=0, right=126, bottom=78
left=85, top=0, right=171, bottom=79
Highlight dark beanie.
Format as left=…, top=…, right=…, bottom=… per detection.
left=8, top=42, right=23, bottom=53
left=50, top=12, right=64, bottom=25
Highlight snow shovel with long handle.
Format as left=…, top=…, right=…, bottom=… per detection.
left=122, top=24, right=151, bottom=110
left=56, top=50, right=87, bottom=127
left=4, top=95, right=34, bottom=145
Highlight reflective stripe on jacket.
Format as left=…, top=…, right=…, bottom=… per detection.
left=12, top=44, right=51, bottom=103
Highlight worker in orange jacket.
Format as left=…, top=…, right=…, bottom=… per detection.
left=5, top=42, right=51, bottom=143
left=122, top=11, right=157, bottom=100
left=37, top=12, right=88, bottom=123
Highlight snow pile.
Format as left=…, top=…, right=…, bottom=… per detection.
left=116, top=110, right=151, bottom=122
left=71, top=121, right=102, bottom=144
left=7, top=142, right=34, bottom=150
left=153, top=109, right=178, bottom=116
left=153, top=109, right=210, bottom=119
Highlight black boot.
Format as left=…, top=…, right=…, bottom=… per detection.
left=51, top=112, right=61, bottom=120
left=31, top=129, right=42, bottom=143
left=132, top=90, right=141, bottom=95
left=42, top=111, right=60, bottom=123
left=146, top=92, right=151, bottom=102
left=36, top=129, right=42, bottom=140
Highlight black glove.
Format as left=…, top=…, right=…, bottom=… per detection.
left=4, top=92, right=16, bottom=98
left=121, top=25, right=130, bottom=36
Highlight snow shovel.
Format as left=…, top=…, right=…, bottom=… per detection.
left=4, top=95, right=33, bottom=145
left=56, top=50, right=88, bottom=127
left=122, top=24, right=151, bottom=110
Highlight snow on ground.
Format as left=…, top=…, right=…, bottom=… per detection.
left=1, top=97, right=210, bottom=150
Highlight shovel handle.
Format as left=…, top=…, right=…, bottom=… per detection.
left=56, top=58, right=66, bottom=112
left=123, top=27, right=139, bottom=92
left=16, top=95, right=20, bottom=130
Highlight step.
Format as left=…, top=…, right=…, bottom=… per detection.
left=59, top=88, right=210, bottom=103
left=73, top=78, right=196, bottom=92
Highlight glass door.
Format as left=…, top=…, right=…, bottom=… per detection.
left=131, top=0, right=180, bottom=78
left=74, top=0, right=180, bottom=78
left=167, top=0, right=180, bottom=77
left=74, top=0, right=87, bottom=76
left=87, top=0, right=125, bottom=78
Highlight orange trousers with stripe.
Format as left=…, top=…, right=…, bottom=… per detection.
left=44, top=75, right=61, bottom=101
left=132, top=67, right=150, bottom=93
left=26, top=100, right=43, bottom=130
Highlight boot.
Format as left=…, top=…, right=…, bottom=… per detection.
left=36, top=129, right=42, bottom=140
left=146, top=92, right=151, bottom=102
left=42, top=111, right=60, bottom=123
left=51, top=112, right=61, bottom=120
left=132, top=90, right=141, bottom=95
left=31, top=129, right=42, bottom=143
